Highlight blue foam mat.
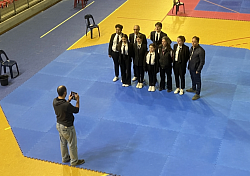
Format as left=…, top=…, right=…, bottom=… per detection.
left=1, top=43, right=250, bottom=175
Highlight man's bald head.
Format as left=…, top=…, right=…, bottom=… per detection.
left=57, top=85, right=67, bottom=96
left=133, top=25, right=140, bottom=34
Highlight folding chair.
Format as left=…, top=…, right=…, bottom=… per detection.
left=0, top=50, right=19, bottom=78
left=85, top=14, right=100, bottom=39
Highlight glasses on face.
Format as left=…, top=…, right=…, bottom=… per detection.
left=133, top=29, right=139, bottom=30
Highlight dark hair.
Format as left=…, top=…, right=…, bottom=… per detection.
left=155, top=22, right=162, bottom=28
left=178, top=35, right=186, bottom=42
left=57, top=85, right=66, bottom=96
left=162, top=36, right=171, bottom=45
left=115, top=24, right=123, bottom=30
left=121, top=34, right=128, bottom=41
left=161, top=36, right=172, bottom=52
left=136, top=34, right=143, bottom=40
left=149, top=43, right=156, bottom=48
left=192, top=36, right=200, bottom=43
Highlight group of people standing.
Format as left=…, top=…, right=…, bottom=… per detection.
left=108, top=22, right=205, bottom=100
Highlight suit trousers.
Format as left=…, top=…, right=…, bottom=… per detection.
left=190, top=70, right=201, bottom=95
left=133, top=64, right=137, bottom=77
left=147, top=64, right=157, bottom=86
left=135, top=65, right=144, bottom=83
left=111, top=51, right=120, bottom=77
left=173, top=62, right=186, bottom=89
left=160, top=66, right=172, bottom=90
left=120, top=56, right=131, bottom=85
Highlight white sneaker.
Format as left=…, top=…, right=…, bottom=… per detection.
left=151, top=86, right=155, bottom=92
left=132, top=77, right=137, bottom=81
left=136, top=83, right=140, bottom=88
left=148, top=86, right=152, bottom=92
left=179, top=89, right=184, bottom=95
left=113, top=76, right=119, bottom=82
left=124, top=84, right=129, bottom=87
left=139, top=83, right=143, bottom=89
left=174, top=88, right=180, bottom=94
left=122, top=84, right=125, bottom=87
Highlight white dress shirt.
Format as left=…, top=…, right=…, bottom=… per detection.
left=121, top=43, right=129, bottom=55
left=146, top=52, right=155, bottom=65
left=175, top=45, right=182, bottom=61
left=112, top=34, right=122, bottom=52
left=155, top=31, right=161, bottom=42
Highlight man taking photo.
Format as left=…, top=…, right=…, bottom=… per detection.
left=53, top=85, right=85, bottom=166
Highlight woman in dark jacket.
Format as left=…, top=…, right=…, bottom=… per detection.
left=133, top=34, right=147, bottom=89
left=117, top=34, right=133, bottom=87
left=173, top=36, right=190, bottom=95
left=158, top=36, right=173, bottom=92
left=143, top=43, right=159, bottom=92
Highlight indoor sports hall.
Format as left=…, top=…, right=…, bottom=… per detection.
left=0, top=0, right=250, bottom=175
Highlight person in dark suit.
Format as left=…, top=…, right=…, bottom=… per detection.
left=150, top=22, right=172, bottom=48
left=158, top=36, right=173, bottom=92
left=186, top=36, right=205, bottom=100
left=144, top=43, right=159, bottom=92
left=117, top=34, right=133, bottom=87
left=129, top=25, right=147, bottom=82
left=173, top=36, right=190, bottom=95
left=108, top=24, right=123, bottom=82
left=133, top=34, right=147, bottom=89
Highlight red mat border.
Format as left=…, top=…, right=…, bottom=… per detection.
left=167, top=0, right=250, bottom=21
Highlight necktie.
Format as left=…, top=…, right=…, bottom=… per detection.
left=178, top=47, right=182, bottom=62
left=123, top=45, right=125, bottom=57
left=149, top=54, right=152, bottom=65
left=134, top=35, right=137, bottom=43
left=156, top=33, right=159, bottom=43
left=117, top=35, right=119, bottom=45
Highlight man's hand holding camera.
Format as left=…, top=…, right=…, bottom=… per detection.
left=68, top=92, right=80, bottom=108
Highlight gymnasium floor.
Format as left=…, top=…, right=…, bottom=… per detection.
left=1, top=0, right=250, bottom=175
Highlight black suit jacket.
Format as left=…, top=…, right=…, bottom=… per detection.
left=117, top=41, right=133, bottom=63
left=188, top=45, right=205, bottom=73
left=133, top=43, right=147, bottom=66
left=173, top=44, right=190, bottom=73
left=150, top=31, right=171, bottom=46
left=108, top=33, right=123, bottom=56
left=129, top=33, right=147, bottom=45
left=143, top=51, right=159, bottom=73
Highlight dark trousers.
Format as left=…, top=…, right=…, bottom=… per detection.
left=111, top=51, right=120, bottom=77
left=135, top=65, right=144, bottom=83
left=147, top=64, right=157, bottom=86
left=160, top=66, right=172, bottom=90
left=133, top=64, right=137, bottom=77
left=190, top=70, right=201, bottom=95
left=120, top=56, right=131, bottom=85
left=173, top=62, right=185, bottom=89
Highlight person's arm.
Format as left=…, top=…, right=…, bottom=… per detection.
left=108, top=34, right=114, bottom=57
left=196, top=48, right=205, bottom=73
left=150, top=32, right=154, bottom=42
left=75, top=93, right=79, bottom=108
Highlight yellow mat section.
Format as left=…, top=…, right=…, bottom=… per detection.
left=68, top=0, right=250, bottom=50
left=0, top=106, right=107, bottom=176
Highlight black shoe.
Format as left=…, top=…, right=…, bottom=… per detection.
left=159, top=87, right=163, bottom=91
left=71, top=159, right=85, bottom=166
left=186, top=88, right=196, bottom=93
left=167, top=89, right=172, bottom=92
